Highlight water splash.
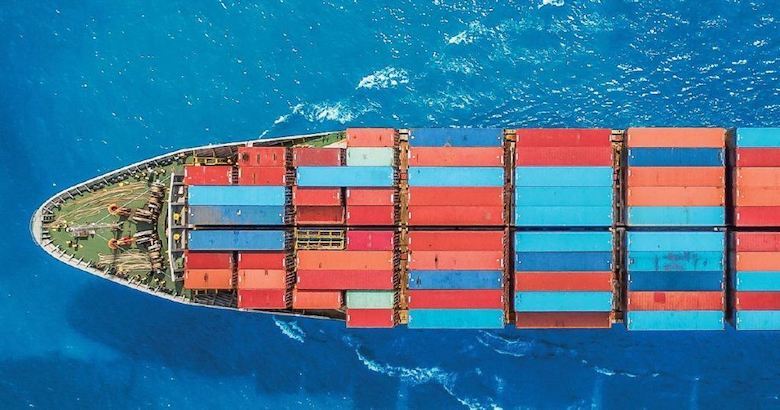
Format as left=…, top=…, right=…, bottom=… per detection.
left=272, top=318, right=305, bottom=343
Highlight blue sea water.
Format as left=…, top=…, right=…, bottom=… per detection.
left=2, top=0, right=780, bottom=408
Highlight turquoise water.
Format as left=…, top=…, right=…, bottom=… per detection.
left=2, top=0, right=780, bottom=408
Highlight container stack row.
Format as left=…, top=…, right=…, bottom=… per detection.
left=406, top=231, right=505, bottom=329
left=292, top=147, right=345, bottom=225
left=514, top=129, right=613, bottom=227
left=407, top=128, right=505, bottom=226
left=236, top=146, right=287, bottom=185
left=734, top=233, right=780, bottom=330
left=625, top=232, right=725, bottom=330
left=734, top=128, right=780, bottom=226
left=183, top=251, right=233, bottom=290
left=236, top=251, right=290, bottom=309
left=345, top=128, right=397, bottom=226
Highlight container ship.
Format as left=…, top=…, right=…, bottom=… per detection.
left=30, top=127, right=780, bottom=331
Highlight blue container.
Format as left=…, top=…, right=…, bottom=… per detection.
left=515, top=186, right=613, bottom=206
left=736, top=272, right=780, bottom=291
left=514, top=206, right=613, bottom=227
left=188, top=205, right=285, bottom=226
left=408, top=167, right=503, bottom=187
left=515, top=252, right=612, bottom=271
left=408, top=270, right=503, bottom=290
left=296, top=166, right=394, bottom=187
left=628, top=206, right=725, bottom=226
left=627, top=148, right=724, bottom=167
left=628, top=271, right=723, bottom=291
left=627, top=232, right=724, bottom=252
left=407, top=309, right=505, bottom=329
left=736, top=311, right=780, bottom=330
left=627, top=311, right=724, bottom=331
left=515, top=232, right=612, bottom=252
left=627, top=251, right=723, bottom=272
left=409, top=128, right=503, bottom=147
left=736, top=128, right=780, bottom=147
left=187, top=230, right=285, bottom=251
left=188, top=186, right=286, bottom=206
left=515, top=167, right=612, bottom=187
left=514, top=291, right=612, bottom=312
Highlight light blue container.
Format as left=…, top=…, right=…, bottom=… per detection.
left=408, top=167, right=503, bottom=187
left=627, top=251, right=724, bottom=272
left=627, top=232, right=724, bottom=252
left=515, top=167, right=612, bottom=187
left=514, top=291, right=612, bottom=312
left=627, top=148, right=724, bottom=167
left=514, top=231, right=612, bottom=252
left=736, top=271, right=780, bottom=291
left=346, top=147, right=395, bottom=166
left=188, top=186, right=286, bottom=206
left=515, top=186, right=613, bottom=206
left=407, top=309, right=505, bottom=329
left=514, top=206, right=613, bottom=227
left=297, top=166, right=394, bottom=187
left=188, top=205, right=285, bottom=226
left=736, top=128, right=780, bottom=147
left=627, top=311, right=724, bottom=331
left=409, top=128, right=503, bottom=147
left=408, top=270, right=503, bottom=290
left=187, top=230, right=286, bottom=251
left=736, top=311, right=780, bottom=330
left=627, top=206, right=725, bottom=226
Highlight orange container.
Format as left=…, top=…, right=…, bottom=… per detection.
left=736, top=187, right=780, bottom=206
left=292, top=290, right=343, bottom=309
left=295, top=206, right=344, bottom=224
left=627, top=167, right=724, bottom=187
left=408, top=231, right=504, bottom=251
left=346, top=188, right=394, bottom=206
left=346, top=128, right=395, bottom=147
left=408, top=205, right=504, bottom=226
left=408, top=147, right=504, bottom=166
left=627, top=291, right=723, bottom=311
left=237, top=269, right=287, bottom=289
left=293, top=187, right=342, bottom=206
left=237, top=166, right=286, bottom=185
left=627, top=186, right=724, bottom=206
left=408, top=251, right=503, bottom=270
left=736, top=167, right=780, bottom=187
left=626, top=128, right=726, bottom=148
left=408, top=187, right=504, bottom=206
left=737, top=252, right=780, bottom=271
left=184, top=269, right=233, bottom=290
left=736, top=232, right=780, bottom=252
left=297, top=250, right=394, bottom=270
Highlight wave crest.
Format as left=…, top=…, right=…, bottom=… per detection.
left=357, top=67, right=409, bottom=89
left=272, top=318, right=305, bottom=343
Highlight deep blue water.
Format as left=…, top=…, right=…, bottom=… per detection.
left=2, top=0, right=780, bottom=408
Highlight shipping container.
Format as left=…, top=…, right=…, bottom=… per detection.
left=295, top=206, right=344, bottom=225
left=626, top=311, right=724, bottom=331
left=627, top=187, right=724, bottom=206
left=736, top=187, right=780, bottom=206
left=346, top=128, right=396, bottom=147
left=188, top=205, right=285, bottom=226
left=410, top=251, right=503, bottom=270
left=346, top=291, right=395, bottom=309
left=628, top=271, right=723, bottom=291
left=516, top=147, right=612, bottom=166
left=408, top=231, right=503, bottom=251
left=514, top=206, right=613, bottom=226
left=238, top=289, right=287, bottom=309
left=237, top=166, right=286, bottom=186
left=735, top=206, right=780, bottom=226
left=515, top=128, right=612, bottom=147
left=515, top=167, right=612, bottom=187
left=626, top=127, right=726, bottom=148
left=409, top=128, right=503, bottom=147
left=627, top=148, right=724, bottom=167
left=346, top=309, right=395, bottom=328
left=736, top=292, right=780, bottom=310
left=736, top=272, right=780, bottom=291
left=514, top=272, right=612, bottom=291
left=237, top=146, right=286, bottom=167
left=408, top=147, right=504, bottom=167
left=736, top=128, right=780, bottom=147
left=409, top=187, right=503, bottom=206
left=297, top=250, right=394, bottom=270
left=346, top=147, right=395, bottom=166
left=187, top=230, right=286, bottom=251
left=296, top=270, right=394, bottom=290
left=407, top=290, right=503, bottom=309
left=188, top=186, right=286, bottom=206
left=184, top=165, right=233, bottom=186
left=628, top=251, right=724, bottom=272
left=408, top=167, right=504, bottom=187
left=736, top=311, right=780, bottom=330
left=735, top=168, right=780, bottom=187
left=627, top=291, right=723, bottom=310
left=296, top=166, right=394, bottom=187
left=408, top=270, right=503, bottom=290
left=515, top=291, right=612, bottom=312
left=627, top=167, right=725, bottom=187
left=346, top=230, right=395, bottom=251
left=347, top=205, right=394, bottom=225
left=292, top=290, right=343, bottom=309
left=292, top=147, right=343, bottom=166
left=627, top=206, right=725, bottom=226
left=184, top=269, right=233, bottom=290
left=185, top=251, right=232, bottom=269
left=346, top=188, right=394, bottom=206
left=408, top=205, right=504, bottom=226
left=737, top=252, right=780, bottom=271
left=237, top=269, right=287, bottom=289
left=736, top=232, right=780, bottom=252
left=515, top=232, right=612, bottom=252
left=292, top=187, right=342, bottom=206
left=237, top=252, right=286, bottom=270
left=515, top=252, right=612, bottom=271
left=627, top=231, right=725, bottom=252
left=515, top=312, right=612, bottom=329
left=735, top=148, right=780, bottom=167
left=407, top=309, right=504, bottom=329
left=515, top=187, right=612, bottom=206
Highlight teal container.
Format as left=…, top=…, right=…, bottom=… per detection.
left=627, top=251, right=724, bottom=272
left=514, top=231, right=612, bottom=252
left=407, top=309, right=505, bottom=329
left=736, top=272, right=780, bottom=291
left=627, top=232, right=724, bottom=252
left=514, top=206, right=613, bottom=226
left=736, top=128, right=780, bottom=148
left=627, top=206, right=725, bottom=226
left=346, top=147, right=395, bottom=166
left=514, top=292, right=612, bottom=312
left=515, top=167, right=612, bottom=187
left=346, top=291, right=395, bottom=309
left=736, top=311, right=780, bottom=330
left=296, top=166, right=394, bottom=187
left=188, top=186, right=286, bottom=206
left=627, top=311, right=724, bottom=331
left=408, top=167, right=503, bottom=187
left=514, top=186, right=613, bottom=206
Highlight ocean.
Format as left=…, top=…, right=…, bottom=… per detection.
left=2, top=0, right=780, bottom=408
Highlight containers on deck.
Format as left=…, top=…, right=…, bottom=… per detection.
left=236, top=146, right=287, bottom=186
left=515, top=129, right=613, bottom=227
left=734, top=232, right=780, bottom=330
left=187, top=230, right=285, bottom=251
left=184, top=165, right=232, bottom=185
left=625, top=231, right=725, bottom=331
left=237, top=251, right=290, bottom=309
left=183, top=251, right=233, bottom=290
left=734, top=128, right=780, bottom=226
left=626, top=128, right=726, bottom=226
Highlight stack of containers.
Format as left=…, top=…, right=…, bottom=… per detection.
left=733, top=232, right=780, bottom=330
left=407, top=128, right=504, bottom=226
left=626, top=128, right=726, bottom=226
left=187, top=185, right=286, bottom=226
left=236, top=146, right=286, bottom=185
left=514, top=129, right=613, bottom=226
left=406, top=231, right=505, bottom=329
left=346, top=128, right=396, bottom=226
left=183, top=251, right=233, bottom=291
left=292, top=147, right=345, bottom=225
left=734, top=128, right=780, bottom=226
left=625, top=232, right=725, bottom=331
left=237, top=251, right=289, bottom=310
left=514, top=232, right=613, bottom=328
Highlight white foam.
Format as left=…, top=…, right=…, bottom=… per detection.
left=539, top=0, right=564, bottom=8
left=357, top=67, right=409, bottom=90
left=272, top=317, right=305, bottom=343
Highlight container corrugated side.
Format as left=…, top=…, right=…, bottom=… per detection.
left=346, top=309, right=395, bottom=328
left=628, top=271, right=724, bottom=291
left=409, top=187, right=503, bottom=206
left=237, top=166, right=286, bottom=186
left=627, top=231, right=725, bottom=252
left=238, top=289, right=287, bottom=309
left=736, top=311, right=780, bottom=330
left=627, top=291, right=723, bottom=310
left=737, top=252, right=780, bottom=271
left=184, top=165, right=232, bottom=185
left=188, top=186, right=286, bottom=206
left=237, top=269, right=287, bottom=289
left=736, top=168, right=780, bottom=187
left=736, top=232, right=780, bottom=251
left=626, top=127, right=726, bottom=148
left=628, top=167, right=725, bottom=187
left=188, top=205, right=285, bottom=226
left=408, top=205, right=504, bottom=226
left=515, top=128, right=612, bottom=147
left=292, top=187, right=342, bottom=206
left=346, top=291, right=395, bottom=309
left=237, top=252, right=286, bottom=270
left=516, top=147, right=611, bottom=166
left=735, top=272, right=780, bottom=291
left=296, top=166, right=394, bottom=187
left=295, top=206, right=345, bottom=225
left=515, top=167, right=612, bottom=187
left=515, top=252, right=612, bottom=271
left=515, top=312, right=612, bottom=329
left=347, top=206, right=394, bottom=225
left=407, top=290, right=503, bottom=309
left=515, top=232, right=612, bottom=252
left=736, top=128, right=780, bottom=147
left=292, top=147, right=342, bottom=166
left=184, top=269, right=233, bottom=290
left=515, top=206, right=613, bottom=227
left=407, top=309, right=504, bottom=329
left=408, top=270, right=503, bottom=290
left=736, top=148, right=780, bottom=167
left=627, top=186, right=724, bottom=206
left=292, top=290, right=343, bottom=309
left=346, top=231, right=395, bottom=251
left=187, top=230, right=285, bottom=251
left=409, top=128, right=503, bottom=147
left=346, top=188, right=394, bottom=206
left=515, top=291, right=612, bottom=312
left=185, top=251, right=233, bottom=269
left=628, top=251, right=724, bottom=272
left=515, top=272, right=612, bottom=291
left=346, top=147, right=395, bottom=166
left=627, top=148, right=724, bottom=167
left=237, top=146, right=286, bottom=167
left=346, top=128, right=396, bottom=147
left=410, top=251, right=503, bottom=270
left=408, top=147, right=504, bottom=166
left=627, top=206, right=725, bottom=226
left=297, top=250, right=394, bottom=270
left=408, top=167, right=504, bottom=187
left=626, top=311, right=724, bottom=331
left=735, top=292, right=780, bottom=310
left=515, top=187, right=612, bottom=206
left=408, top=231, right=504, bottom=251
left=735, top=206, right=780, bottom=226
left=296, top=270, right=394, bottom=290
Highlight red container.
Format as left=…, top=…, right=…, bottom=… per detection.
left=296, top=206, right=344, bottom=224
left=408, top=147, right=504, bottom=167
left=184, top=165, right=232, bottom=185
left=409, top=251, right=503, bottom=270
left=514, top=272, right=612, bottom=291
left=516, top=147, right=611, bottom=166
left=237, top=146, right=286, bottom=167
left=515, top=312, right=612, bottom=329
left=296, top=270, right=394, bottom=290
left=185, top=251, right=233, bottom=269
left=237, top=251, right=286, bottom=270
left=627, top=291, right=723, bottom=311
left=408, top=206, right=504, bottom=226
left=736, top=232, right=780, bottom=252
left=736, top=292, right=780, bottom=310
left=292, top=147, right=343, bottom=166
left=515, top=129, right=611, bottom=147
left=292, top=290, right=343, bottom=309
left=408, top=231, right=504, bottom=251
left=297, top=250, right=393, bottom=270
left=347, top=205, right=394, bottom=225
left=407, top=290, right=503, bottom=309
left=736, top=148, right=780, bottom=167
left=238, top=166, right=286, bottom=185
left=346, top=308, right=395, bottom=328
left=346, top=188, right=394, bottom=206
left=346, top=128, right=395, bottom=147
left=735, top=206, right=780, bottom=226
left=238, top=289, right=287, bottom=309
left=293, top=187, right=342, bottom=206
left=346, top=230, right=395, bottom=251
left=408, top=187, right=503, bottom=207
